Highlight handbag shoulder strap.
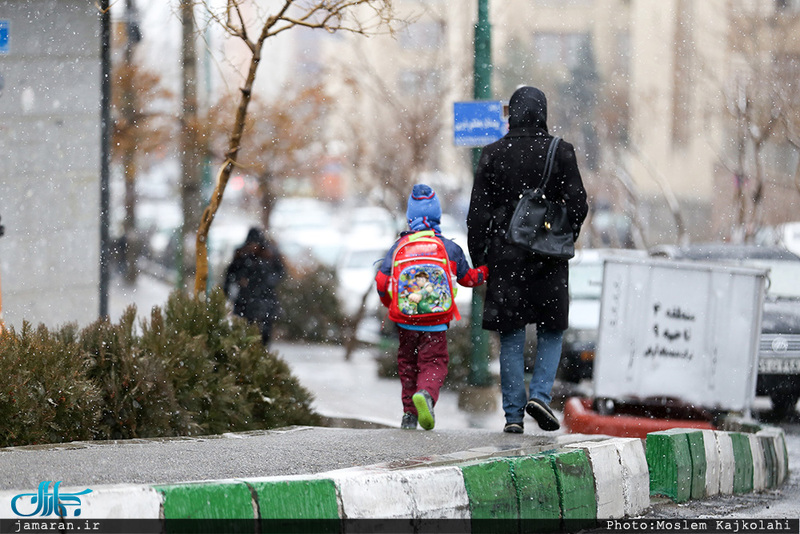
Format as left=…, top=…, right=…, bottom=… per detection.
left=538, top=136, right=561, bottom=190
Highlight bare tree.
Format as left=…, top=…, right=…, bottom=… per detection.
left=191, top=0, right=401, bottom=298
left=204, top=84, right=330, bottom=227
left=111, top=37, right=175, bottom=282
left=716, top=2, right=800, bottom=241
left=333, top=17, right=448, bottom=214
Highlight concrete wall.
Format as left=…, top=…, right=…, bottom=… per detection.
left=0, top=0, right=101, bottom=329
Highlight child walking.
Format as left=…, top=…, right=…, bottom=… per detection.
left=375, top=184, right=488, bottom=430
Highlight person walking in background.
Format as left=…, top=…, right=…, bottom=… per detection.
left=467, top=86, right=588, bottom=434
left=375, top=184, right=488, bottom=431
left=224, top=227, right=285, bottom=346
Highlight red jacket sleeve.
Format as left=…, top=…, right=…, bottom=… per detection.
left=374, top=270, right=392, bottom=307
left=457, top=265, right=488, bottom=287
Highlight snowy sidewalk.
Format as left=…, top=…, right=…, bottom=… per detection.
left=271, top=341, right=508, bottom=431
left=109, top=273, right=545, bottom=434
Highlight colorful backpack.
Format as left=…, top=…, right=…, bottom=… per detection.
left=388, top=230, right=460, bottom=326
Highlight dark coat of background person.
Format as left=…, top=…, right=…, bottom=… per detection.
left=224, top=228, right=285, bottom=345
left=467, top=87, right=588, bottom=333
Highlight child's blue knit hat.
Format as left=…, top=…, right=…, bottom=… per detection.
left=406, top=184, right=442, bottom=232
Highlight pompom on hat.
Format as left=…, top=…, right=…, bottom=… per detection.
left=406, top=184, right=442, bottom=232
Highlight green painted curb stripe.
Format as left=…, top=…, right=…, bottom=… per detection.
left=507, top=455, right=560, bottom=523
left=547, top=449, right=596, bottom=529
left=758, top=436, right=777, bottom=489
left=155, top=481, right=255, bottom=530
left=655, top=429, right=707, bottom=499
left=249, top=478, right=339, bottom=521
left=729, top=432, right=754, bottom=494
left=780, top=433, right=789, bottom=482
left=646, top=431, right=692, bottom=503
left=460, top=458, right=519, bottom=525
left=683, top=430, right=707, bottom=500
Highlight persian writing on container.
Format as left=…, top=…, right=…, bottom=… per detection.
left=644, top=345, right=694, bottom=360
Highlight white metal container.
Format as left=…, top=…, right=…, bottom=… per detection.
left=593, top=257, right=767, bottom=412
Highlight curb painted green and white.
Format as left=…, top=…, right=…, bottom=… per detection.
left=0, top=425, right=789, bottom=527
left=645, top=424, right=789, bottom=503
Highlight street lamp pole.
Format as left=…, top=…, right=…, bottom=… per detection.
left=468, top=0, right=492, bottom=388
left=99, top=0, right=111, bottom=319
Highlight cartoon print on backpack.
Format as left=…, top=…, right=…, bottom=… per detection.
left=397, top=266, right=452, bottom=316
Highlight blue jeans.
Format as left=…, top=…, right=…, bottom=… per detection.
left=499, top=327, right=564, bottom=424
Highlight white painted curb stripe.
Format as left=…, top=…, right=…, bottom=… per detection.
left=329, top=466, right=470, bottom=520
left=566, top=437, right=650, bottom=519
left=565, top=440, right=625, bottom=519
left=76, top=484, right=162, bottom=519
left=332, top=470, right=413, bottom=519
left=613, top=438, right=650, bottom=517
left=700, top=429, right=721, bottom=497
left=401, top=467, right=470, bottom=519
left=748, top=434, right=767, bottom=491
left=714, top=431, right=736, bottom=495
left=757, top=428, right=787, bottom=485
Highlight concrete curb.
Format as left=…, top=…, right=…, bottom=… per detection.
left=0, top=425, right=789, bottom=527
left=645, top=425, right=789, bottom=504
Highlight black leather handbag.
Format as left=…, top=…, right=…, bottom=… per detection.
left=504, top=136, right=575, bottom=259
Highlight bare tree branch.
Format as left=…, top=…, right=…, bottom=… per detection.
left=192, top=0, right=402, bottom=298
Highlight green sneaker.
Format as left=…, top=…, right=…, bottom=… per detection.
left=412, top=390, right=435, bottom=430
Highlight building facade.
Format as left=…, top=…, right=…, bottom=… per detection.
left=0, top=0, right=102, bottom=330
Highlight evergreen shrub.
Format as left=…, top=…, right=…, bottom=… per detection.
left=0, top=323, right=100, bottom=446
left=0, top=289, right=320, bottom=447
left=275, top=265, right=348, bottom=344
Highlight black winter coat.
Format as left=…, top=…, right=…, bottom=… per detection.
left=223, top=238, right=285, bottom=323
left=467, top=87, right=588, bottom=333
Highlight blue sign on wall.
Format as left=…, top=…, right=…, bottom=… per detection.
left=453, top=101, right=506, bottom=147
left=0, top=20, right=9, bottom=55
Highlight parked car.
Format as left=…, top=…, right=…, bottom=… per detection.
left=556, top=248, right=648, bottom=383
left=649, top=243, right=800, bottom=417
left=269, top=197, right=343, bottom=269
left=336, top=240, right=393, bottom=317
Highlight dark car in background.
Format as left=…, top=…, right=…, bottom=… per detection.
left=649, top=244, right=800, bottom=417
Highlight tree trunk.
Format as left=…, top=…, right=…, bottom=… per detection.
left=181, top=0, right=202, bottom=288
left=194, top=42, right=263, bottom=298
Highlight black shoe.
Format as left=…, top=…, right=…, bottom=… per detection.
left=401, top=413, right=418, bottom=430
left=526, top=398, right=560, bottom=431
left=503, top=422, right=524, bottom=434
left=412, top=390, right=435, bottom=430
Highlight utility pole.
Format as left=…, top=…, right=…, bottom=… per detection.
left=468, top=0, right=492, bottom=389
left=99, top=0, right=111, bottom=318
left=122, top=0, right=141, bottom=284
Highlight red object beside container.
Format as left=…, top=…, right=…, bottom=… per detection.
left=563, top=397, right=716, bottom=439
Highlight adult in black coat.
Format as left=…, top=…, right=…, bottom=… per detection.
left=467, top=86, right=588, bottom=433
left=224, top=227, right=285, bottom=346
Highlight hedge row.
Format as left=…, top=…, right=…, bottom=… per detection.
left=0, top=289, right=320, bottom=448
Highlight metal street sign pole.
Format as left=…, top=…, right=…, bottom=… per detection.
left=469, top=0, right=492, bottom=388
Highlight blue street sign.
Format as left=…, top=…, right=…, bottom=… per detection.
left=453, top=100, right=506, bottom=147
left=0, top=20, right=9, bottom=55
